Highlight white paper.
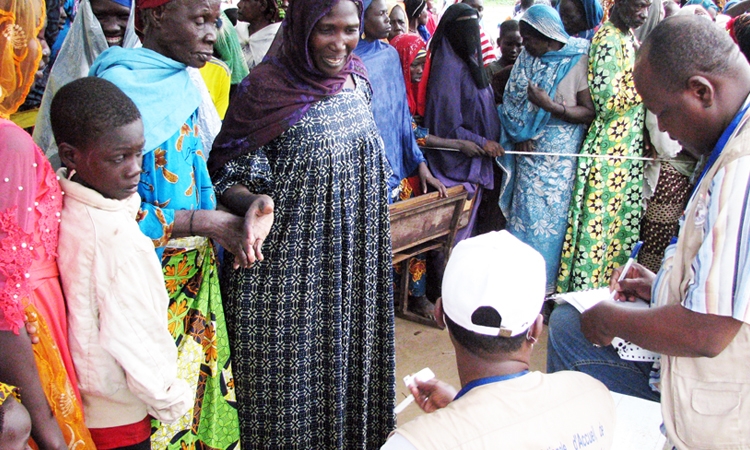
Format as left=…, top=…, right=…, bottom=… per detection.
left=553, top=289, right=659, bottom=362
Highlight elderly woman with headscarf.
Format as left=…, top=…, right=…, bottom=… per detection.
left=0, top=0, right=94, bottom=447
left=208, top=0, right=395, bottom=447
left=34, top=0, right=222, bottom=170
left=88, top=0, right=258, bottom=447
left=557, top=0, right=604, bottom=39
left=497, top=5, right=595, bottom=294
left=556, top=0, right=650, bottom=293
left=419, top=3, right=503, bottom=238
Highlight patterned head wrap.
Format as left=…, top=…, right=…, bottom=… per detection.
left=0, top=0, right=46, bottom=118
left=521, top=4, right=570, bottom=43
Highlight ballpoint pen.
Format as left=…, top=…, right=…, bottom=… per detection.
left=609, top=241, right=644, bottom=301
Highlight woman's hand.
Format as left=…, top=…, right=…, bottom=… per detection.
left=527, top=81, right=554, bottom=111
left=515, top=140, right=535, bottom=153
left=408, top=377, right=458, bottom=413
left=456, top=140, right=485, bottom=157
left=418, top=162, right=447, bottom=197
left=24, top=311, right=40, bottom=345
left=241, top=195, right=275, bottom=267
left=482, top=140, right=505, bottom=157
left=609, top=262, right=656, bottom=302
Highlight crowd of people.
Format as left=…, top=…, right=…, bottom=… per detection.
left=2, top=0, right=750, bottom=448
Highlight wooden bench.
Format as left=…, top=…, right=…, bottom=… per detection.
left=389, top=185, right=469, bottom=326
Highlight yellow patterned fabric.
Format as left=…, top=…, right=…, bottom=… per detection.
left=0, top=0, right=45, bottom=118
left=0, top=382, right=20, bottom=404
left=24, top=303, right=94, bottom=450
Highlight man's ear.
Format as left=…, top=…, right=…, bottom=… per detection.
left=435, top=297, right=446, bottom=330
left=152, top=4, right=172, bottom=27
left=58, top=142, right=80, bottom=172
left=686, top=75, right=715, bottom=109
left=528, top=314, right=544, bottom=342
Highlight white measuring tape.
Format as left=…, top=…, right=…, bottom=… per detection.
left=420, top=146, right=672, bottom=162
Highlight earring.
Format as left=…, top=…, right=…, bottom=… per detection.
left=526, top=331, right=537, bottom=345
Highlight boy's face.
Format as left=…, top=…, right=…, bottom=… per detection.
left=499, top=31, right=522, bottom=63
left=364, top=0, right=391, bottom=40
left=63, top=119, right=145, bottom=201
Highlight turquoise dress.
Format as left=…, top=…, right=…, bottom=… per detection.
left=497, top=13, right=589, bottom=292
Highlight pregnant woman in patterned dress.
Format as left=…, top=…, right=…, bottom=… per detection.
left=208, top=0, right=395, bottom=448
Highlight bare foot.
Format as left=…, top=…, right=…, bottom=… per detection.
left=408, top=296, right=436, bottom=321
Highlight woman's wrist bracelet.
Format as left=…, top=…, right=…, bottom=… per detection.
left=189, top=209, right=196, bottom=236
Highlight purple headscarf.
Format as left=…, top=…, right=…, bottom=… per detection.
left=208, top=0, right=368, bottom=175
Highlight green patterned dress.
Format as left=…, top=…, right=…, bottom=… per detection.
left=557, top=21, right=645, bottom=292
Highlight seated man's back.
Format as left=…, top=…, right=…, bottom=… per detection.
left=393, top=370, right=614, bottom=449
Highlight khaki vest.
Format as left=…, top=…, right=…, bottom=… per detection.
left=656, top=110, right=750, bottom=449
left=394, top=371, right=615, bottom=449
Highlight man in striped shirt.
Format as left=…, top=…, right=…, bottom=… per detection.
left=581, top=15, right=750, bottom=448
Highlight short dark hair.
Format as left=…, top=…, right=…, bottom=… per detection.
left=444, top=313, right=527, bottom=358
left=50, top=77, right=141, bottom=150
left=499, top=19, right=519, bottom=39
left=637, top=15, right=737, bottom=92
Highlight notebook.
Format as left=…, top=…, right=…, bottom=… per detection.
left=552, top=288, right=659, bottom=362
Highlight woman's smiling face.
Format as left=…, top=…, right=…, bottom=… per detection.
left=309, top=0, right=360, bottom=77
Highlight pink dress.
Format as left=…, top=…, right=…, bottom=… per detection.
left=0, top=118, right=79, bottom=400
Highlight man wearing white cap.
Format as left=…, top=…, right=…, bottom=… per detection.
left=382, top=231, right=615, bottom=450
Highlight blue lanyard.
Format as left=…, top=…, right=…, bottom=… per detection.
left=691, top=104, right=750, bottom=197
left=453, top=370, right=530, bottom=401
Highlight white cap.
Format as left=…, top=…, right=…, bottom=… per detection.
left=441, top=231, right=546, bottom=337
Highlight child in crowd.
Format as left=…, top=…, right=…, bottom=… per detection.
left=50, top=77, right=192, bottom=450
left=488, top=19, right=522, bottom=104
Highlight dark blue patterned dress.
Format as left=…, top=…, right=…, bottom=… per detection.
left=213, top=74, right=395, bottom=449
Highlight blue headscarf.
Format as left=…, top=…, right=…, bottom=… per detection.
left=90, top=47, right=202, bottom=153
left=500, top=5, right=587, bottom=143
left=557, top=0, right=603, bottom=40
left=580, top=0, right=603, bottom=31
left=497, top=4, right=589, bottom=214
left=112, top=0, right=133, bottom=7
